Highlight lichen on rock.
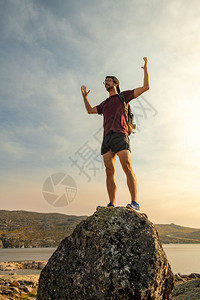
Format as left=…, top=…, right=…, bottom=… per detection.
left=37, top=207, right=174, bottom=299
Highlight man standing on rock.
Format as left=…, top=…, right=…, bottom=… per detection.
left=81, top=57, right=150, bottom=211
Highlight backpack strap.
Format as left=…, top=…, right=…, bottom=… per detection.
left=118, top=92, right=129, bottom=122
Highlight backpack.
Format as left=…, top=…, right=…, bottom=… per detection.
left=118, top=92, right=136, bottom=135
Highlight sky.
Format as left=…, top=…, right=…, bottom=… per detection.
left=0, top=0, right=200, bottom=227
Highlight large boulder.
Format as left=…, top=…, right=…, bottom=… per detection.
left=37, top=207, right=174, bottom=299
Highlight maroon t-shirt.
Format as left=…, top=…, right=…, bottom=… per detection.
left=96, top=90, right=135, bottom=136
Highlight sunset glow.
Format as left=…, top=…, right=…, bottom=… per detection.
left=0, top=0, right=200, bottom=227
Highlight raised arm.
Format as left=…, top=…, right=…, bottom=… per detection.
left=81, top=85, right=97, bottom=114
left=134, top=57, right=150, bottom=98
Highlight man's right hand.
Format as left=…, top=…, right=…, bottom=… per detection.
left=81, top=85, right=90, bottom=97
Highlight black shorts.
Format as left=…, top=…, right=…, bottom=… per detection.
left=101, top=132, right=131, bottom=155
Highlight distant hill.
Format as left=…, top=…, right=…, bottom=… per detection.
left=0, top=210, right=200, bottom=248
left=0, top=210, right=87, bottom=248
left=154, top=223, right=200, bottom=244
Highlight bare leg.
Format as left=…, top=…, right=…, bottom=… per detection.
left=118, top=149, right=137, bottom=202
left=103, top=150, right=117, bottom=206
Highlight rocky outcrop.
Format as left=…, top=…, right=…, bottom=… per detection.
left=37, top=207, right=174, bottom=299
left=174, top=273, right=200, bottom=283
left=172, top=273, right=200, bottom=299
left=172, top=279, right=200, bottom=299
left=0, top=274, right=39, bottom=298
left=0, top=261, right=47, bottom=271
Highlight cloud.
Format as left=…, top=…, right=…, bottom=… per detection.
left=0, top=0, right=200, bottom=226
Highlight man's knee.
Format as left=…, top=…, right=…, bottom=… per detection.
left=122, top=160, right=133, bottom=173
left=104, top=163, right=115, bottom=177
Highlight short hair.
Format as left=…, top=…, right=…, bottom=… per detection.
left=105, top=76, right=120, bottom=93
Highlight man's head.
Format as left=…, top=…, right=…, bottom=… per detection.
left=104, top=76, right=120, bottom=93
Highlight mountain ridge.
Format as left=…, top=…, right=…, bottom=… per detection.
left=0, top=210, right=200, bottom=247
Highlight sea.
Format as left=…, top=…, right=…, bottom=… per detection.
left=0, top=244, right=200, bottom=275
